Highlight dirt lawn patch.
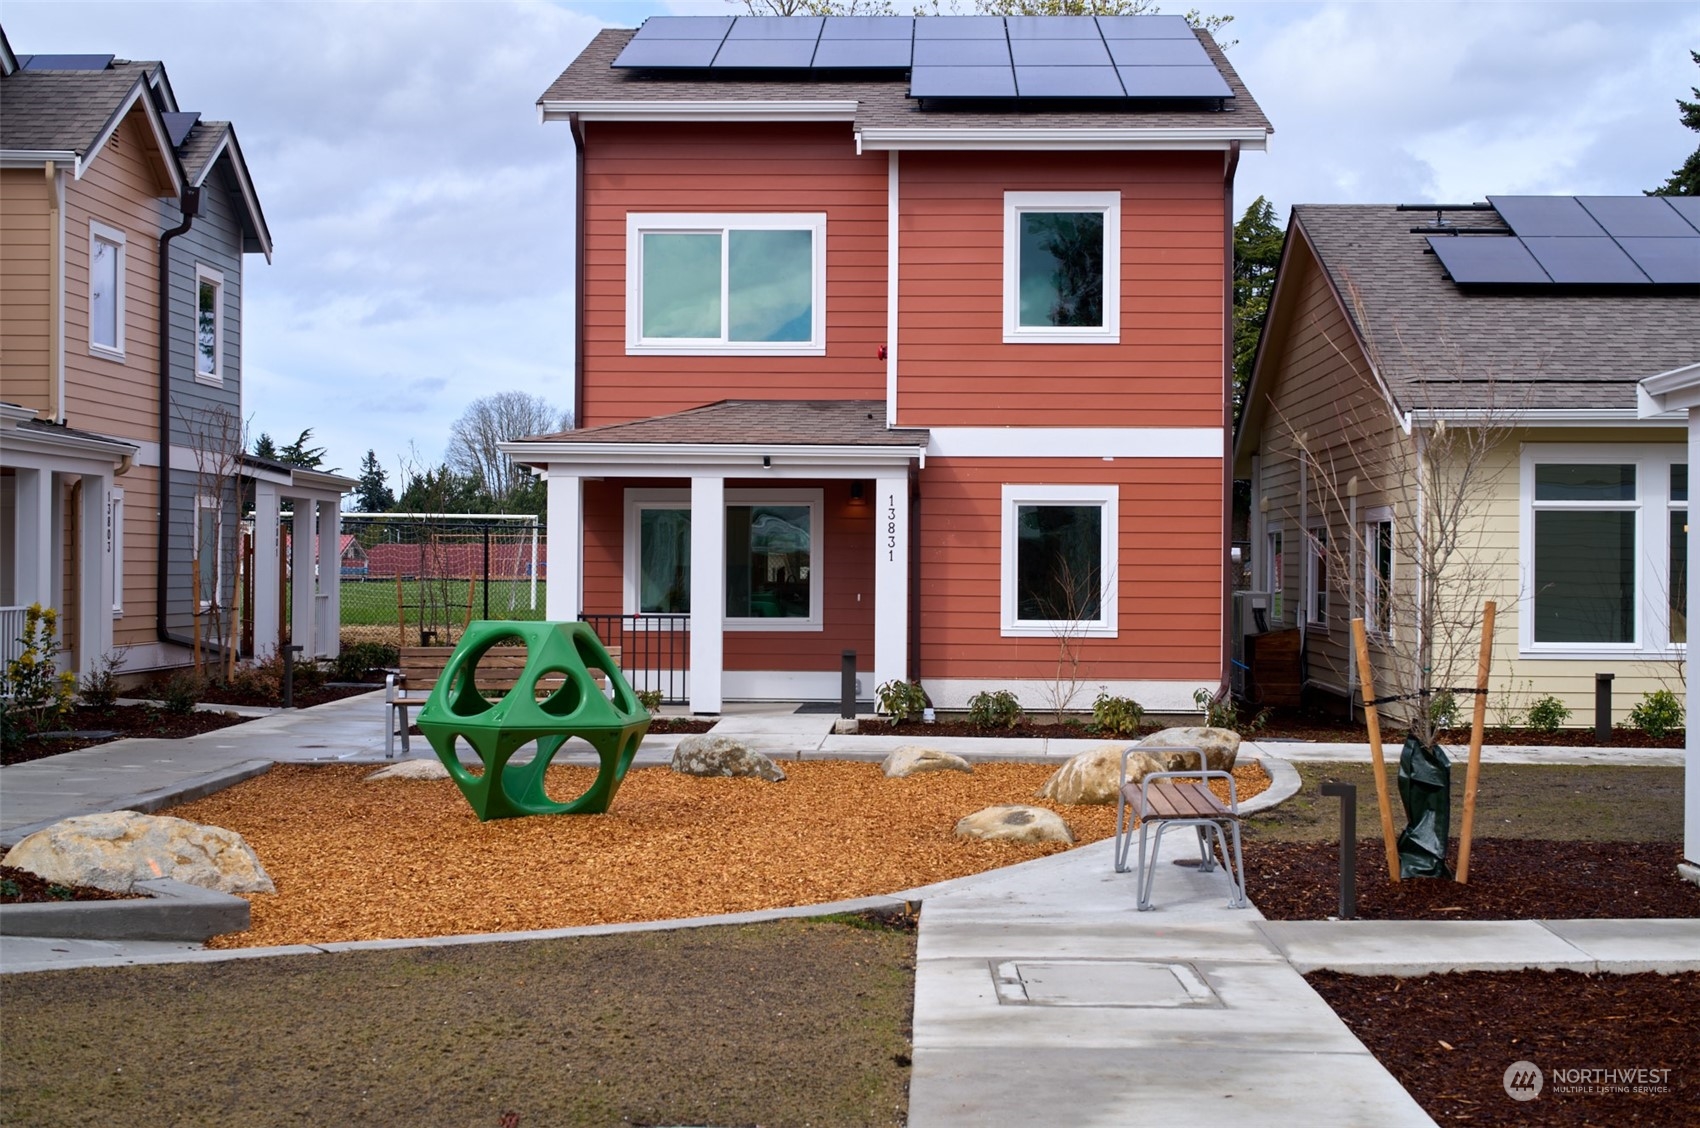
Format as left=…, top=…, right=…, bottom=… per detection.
left=166, top=759, right=1267, bottom=948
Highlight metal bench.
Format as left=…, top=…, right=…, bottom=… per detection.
left=384, top=643, right=621, bottom=758
left=1113, top=745, right=1248, bottom=911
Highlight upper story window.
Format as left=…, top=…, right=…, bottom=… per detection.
left=1000, top=484, right=1119, bottom=638
left=195, top=265, right=225, bottom=384
left=89, top=221, right=126, bottom=359
left=626, top=213, right=826, bottom=356
left=1003, top=191, right=1120, bottom=344
left=1305, top=523, right=1330, bottom=630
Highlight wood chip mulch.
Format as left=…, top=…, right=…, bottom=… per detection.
left=165, top=759, right=1269, bottom=949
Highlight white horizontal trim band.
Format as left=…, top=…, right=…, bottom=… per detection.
left=926, top=427, right=1222, bottom=459
left=541, top=100, right=860, bottom=124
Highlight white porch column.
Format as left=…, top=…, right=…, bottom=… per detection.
left=251, top=482, right=280, bottom=658
left=13, top=468, right=53, bottom=607
left=75, top=472, right=112, bottom=677
left=545, top=469, right=583, bottom=621
left=290, top=496, right=317, bottom=657
left=873, top=474, right=909, bottom=691
left=689, top=475, right=725, bottom=714
left=1688, top=412, right=1699, bottom=865
left=315, top=498, right=340, bottom=658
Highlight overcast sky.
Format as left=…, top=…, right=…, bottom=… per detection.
left=5, top=1, right=1695, bottom=486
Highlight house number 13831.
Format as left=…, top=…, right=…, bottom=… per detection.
left=886, top=495, right=898, bottom=561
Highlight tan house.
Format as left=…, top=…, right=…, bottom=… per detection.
left=1235, top=197, right=1699, bottom=728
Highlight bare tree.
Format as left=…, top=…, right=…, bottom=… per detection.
left=178, top=403, right=249, bottom=679
left=736, top=0, right=1234, bottom=42
left=445, top=393, right=569, bottom=504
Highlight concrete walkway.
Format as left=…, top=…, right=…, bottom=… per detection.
left=3, top=700, right=1696, bottom=1125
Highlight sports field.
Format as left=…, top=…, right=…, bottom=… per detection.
left=339, top=578, right=548, bottom=626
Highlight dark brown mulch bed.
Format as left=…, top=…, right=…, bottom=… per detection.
left=647, top=717, right=717, bottom=734
left=192, top=681, right=376, bottom=709
left=1, top=704, right=252, bottom=766
left=1247, top=838, right=1699, bottom=920
left=1310, top=969, right=1699, bottom=1126
left=0, top=865, right=141, bottom=903
left=1251, top=707, right=1683, bottom=748
left=879, top=718, right=1150, bottom=740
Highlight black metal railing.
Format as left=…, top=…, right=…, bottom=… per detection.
left=579, top=614, right=689, bottom=706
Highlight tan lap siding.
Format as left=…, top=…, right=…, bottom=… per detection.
left=579, top=122, right=887, bottom=426
left=919, top=456, right=1221, bottom=682
left=896, top=150, right=1224, bottom=429
left=0, top=169, right=54, bottom=409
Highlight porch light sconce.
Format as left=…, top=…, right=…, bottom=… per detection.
left=762, top=455, right=772, bottom=469
left=850, top=481, right=865, bottom=503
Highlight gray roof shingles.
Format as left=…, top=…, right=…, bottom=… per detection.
left=1294, top=204, right=1700, bottom=413
left=0, top=61, right=156, bottom=153
left=540, top=26, right=1270, bottom=136
left=523, top=400, right=927, bottom=447
left=176, top=119, right=229, bottom=183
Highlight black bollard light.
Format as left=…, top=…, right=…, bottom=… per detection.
left=841, top=649, right=857, bottom=720
left=1595, top=672, right=1614, bottom=745
left=1320, top=781, right=1358, bottom=919
left=281, top=644, right=304, bottom=710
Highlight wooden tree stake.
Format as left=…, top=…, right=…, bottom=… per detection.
left=1457, top=600, right=1497, bottom=883
left=191, top=559, right=203, bottom=675
left=395, top=573, right=406, bottom=653
left=1352, top=617, right=1402, bottom=883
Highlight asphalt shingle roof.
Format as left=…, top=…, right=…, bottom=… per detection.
left=523, top=400, right=927, bottom=447
left=176, top=119, right=228, bottom=183
left=1294, top=204, right=1700, bottom=413
left=0, top=61, right=156, bottom=153
left=540, top=27, right=1269, bottom=136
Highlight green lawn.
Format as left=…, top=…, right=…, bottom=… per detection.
left=338, top=578, right=548, bottom=626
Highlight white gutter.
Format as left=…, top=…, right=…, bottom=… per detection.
left=855, top=126, right=1268, bottom=153
left=1, top=149, right=78, bottom=168
left=1410, top=407, right=1688, bottom=427
left=1636, top=362, right=1700, bottom=416
left=539, top=100, right=860, bottom=124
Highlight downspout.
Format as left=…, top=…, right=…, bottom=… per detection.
left=568, top=113, right=587, bottom=432
left=908, top=465, right=921, bottom=683
left=46, top=161, right=64, bottom=422
left=1220, top=140, right=1240, bottom=700
left=156, top=187, right=202, bottom=652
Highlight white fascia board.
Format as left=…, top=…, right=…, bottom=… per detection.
left=1410, top=407, right=1688, bottom=428
left=505, top=441, right=926, bottom=475
left=1, top=149, right=79, bottom=168
left=192, top=128, right=273, bottom=263
left=927, top=426, right=1222, bottom=459
left=291, top=468, right=358, bottom=493
left=540, top=100, right=859, bottom=124
left=855, top=126, right=1268, bottom=153
left=1637, top=362, right=1700, bottom=416
left=79, top=77, right=185, bottom=197
left=0, top=426, right=136, bottom=465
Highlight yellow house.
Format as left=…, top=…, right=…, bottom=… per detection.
left=1235, top=197, right=1699, bottom=730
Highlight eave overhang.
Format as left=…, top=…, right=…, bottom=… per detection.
left=1637, top=362, right=1700, bottom=418
left=539, top=99, right=860, bottom=125
left=500, top=439, right=928, bottom=474
left=856, top=125, right=1268, bottom=153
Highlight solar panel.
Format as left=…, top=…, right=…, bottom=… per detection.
left=818, top=16, right=915, bottom=39
left=909, top=64, right=1017, bottom=98
left=1105, top=38, right=1211, bottom=67
left=19, top=54, right=115, bottom=70
left=913, top=39, right=1011, bottom=68
left=1521, top=236, right=1649, bottom=284
left=724, top=15, right=823, bottom=39
left=162, top=112, right=201, bottom=149
left=1006, top=15, right=1101, bottom=39
left=1016, top=66, right=1125, bottom=98
left=1488, top=196, right=1605, bottom=237
left=912, top=16, right=1006, bottom=40
left=614, top=38, right=722, bottom=69
left=631, top=16, right=732, bottom=40
left=1576, top=197, right=1695, bottom=238
left=1010, top=38, right=1112, bottom=67
left=1427, top=237, right=1551, bottom=284
left=1616, top=237, right=1700, bottom=284
left=812, top=38, right=913, bottom=69
left=1095, top=15, right=1196, bottom=39
left=1658, top=195, right=1700, bottom=234
left=713, top=38, right=818, bottom=68
left=1116, top=65, right=1232, bottom=98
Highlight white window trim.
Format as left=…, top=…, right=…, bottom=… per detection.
left=1517, top=443, right=1691, bottom=659
left=88, top=220, right=126, bottom=360
left=194, top=264, right=225, bottom=385
left=109, top=488, right=124, bottom=617
left=625, top=212, right=827, bottom=356
left=622, top=487, right=826, bottom=632
left=195, top=493, right=222, bottom=611
left=1362, top=505, right=1393, bottom=640
left=1002, top=190, right=1121, bottom=345
left=1000, top=483, right=1119, bottom=639
left=1305, top=521, right=1330, bottom=631
left=1265, top=523, right=1284, bottom=625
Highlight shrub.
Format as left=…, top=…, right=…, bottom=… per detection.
left=1428, top=689, right=1460, bottom=731
left=967, top=689, right=1022, bottom=730
left=875, top=679, right=927, bottom=724
left=1092, top=691, right=1146, bottom=736
left=157, top=672, right=204, bottom=715
left=329, top=641, right=399, bottom=682
left=78, top=650, right=126, bottom=709
left=635, top=689, right=663, bottom=713
left=1, top=604, right=77, bottom=720
left=1524, top=694, right=1571, bottom=733
left=1192, top=687, right=1269, bottom=735
left=1627, top=689, right=1684, bottom=739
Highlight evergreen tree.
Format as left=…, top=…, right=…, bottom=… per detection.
left=251, top=432, right=279, bottom=461
left=354, top=449, right=395, bottom=512
left=1649, top=50, right=1700, bottom=197
left=277, top=428, right=328, bottom=470
left=1232, top=195, right=1284, bottom=422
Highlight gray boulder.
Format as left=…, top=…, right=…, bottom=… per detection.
left=1141, top=727, right=1241, bottom=772
left=954, top=805, right=1073, bottom=845
left=2, top=811, right=274, bottom=895
left=365, top=759, right=450, bottom=781
left=671, top=735, right=787, bottom=782
left=1036, top=743, right=1164, bottom=805
left=882, top=746, right=973, bottom=778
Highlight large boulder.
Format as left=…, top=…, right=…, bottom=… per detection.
left=1036, top=743, right=1164, bottom=805
left=671, top=735, right=787, bottom=782
left=882, top=746, right=973, bottom=778
left=1141, top=727, right=1241, bottom=772
left=954, top=805, right=1073, bottom=845
left=2, top=811, right=274, bottom=895
left=365, top=759, right=450, bottom=781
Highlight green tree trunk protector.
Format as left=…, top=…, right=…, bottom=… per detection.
left=1397, top=735, right=1454, bottom=879
left=415, top=621, right=651, bottom=821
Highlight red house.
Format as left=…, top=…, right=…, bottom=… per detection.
left=511, top=14, right=1270, bottom=714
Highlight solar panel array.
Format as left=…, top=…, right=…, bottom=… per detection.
left=17, top=54, right=116, bottom=71
left=1428, top=196, right=1700, bottom=286
left=612, top=14, right=1233, bottom=101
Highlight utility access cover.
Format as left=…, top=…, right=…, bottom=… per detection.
left=992, top=960, right=1220, bottom=1008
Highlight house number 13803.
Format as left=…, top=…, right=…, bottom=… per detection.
left=886, top=495, right=898, bottom=561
